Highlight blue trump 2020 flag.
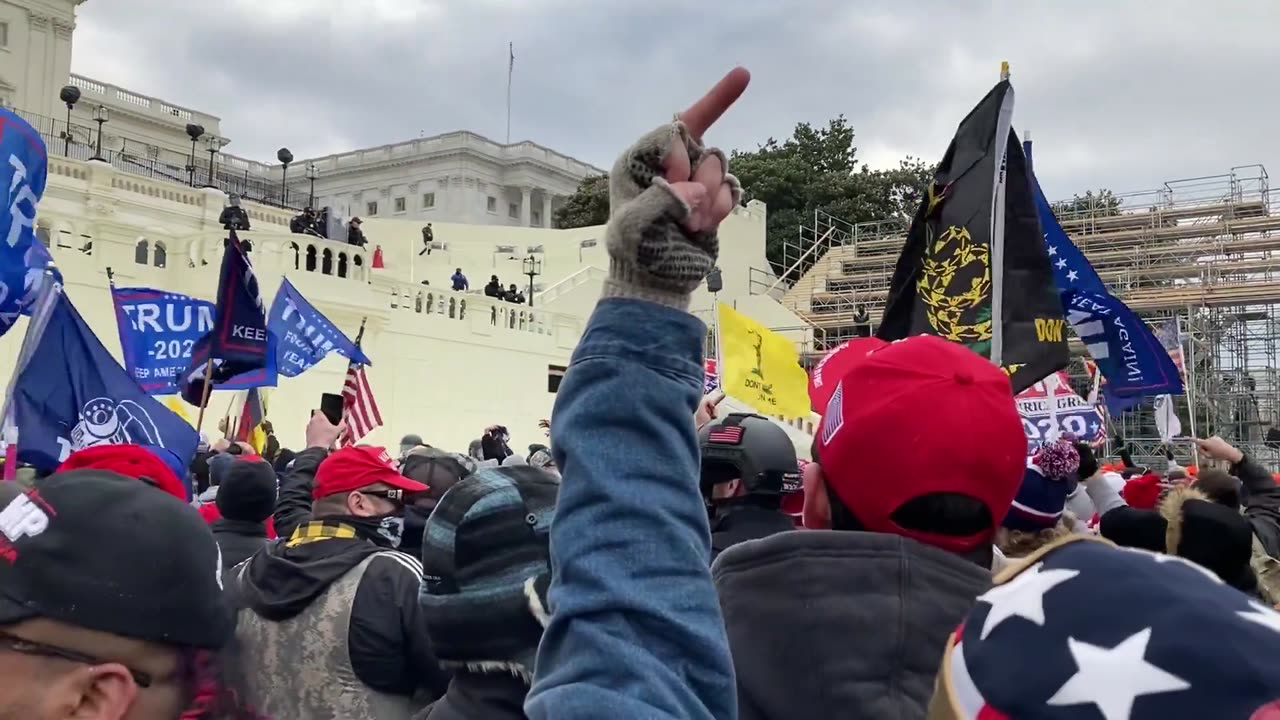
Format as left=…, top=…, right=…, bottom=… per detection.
left=111, top=286, right=273, bottom=395
left=0, top=108, right=60, bottom=335
left=268, top=277, right=370, bottom=377
left=1024, top=140, right=1183, bottom=403
left=179, top=230, right=277, bottom=405
left=10, top=286, right=199, bottom=473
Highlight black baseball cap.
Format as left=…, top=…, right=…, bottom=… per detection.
left=0, top=470, right=233, bottom=649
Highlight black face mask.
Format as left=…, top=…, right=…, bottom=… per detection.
left=332, top=512, right=404, bottom=549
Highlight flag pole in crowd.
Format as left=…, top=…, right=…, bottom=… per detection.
left=338, top=316, right=384, bottom=446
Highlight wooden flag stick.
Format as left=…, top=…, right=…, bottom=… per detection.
left=193, top=358, right=215, bottom=433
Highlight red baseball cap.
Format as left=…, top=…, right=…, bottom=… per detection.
left=313, top=446, right=429, bottom=500
left=808, top=337, right=888, bottom=412
left=811, top=335, right=1026, bottom=553
left=57, top=444, right=188, bottom=502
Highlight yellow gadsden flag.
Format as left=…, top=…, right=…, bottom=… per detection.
left=717, top=303, right=810, bottom=419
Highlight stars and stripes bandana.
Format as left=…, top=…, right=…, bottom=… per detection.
left=930, top=536, right=1280, bottom=720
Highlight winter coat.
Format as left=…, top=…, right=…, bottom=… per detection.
left=416, top=672, right=530, bottom=720
left=1234, top=455, right=1280, bottom=604
left=708, top=505, right=796, bottom=563
left=211, top=518, right=269, bottom=570
left=712, top=530, right=992, bottom=720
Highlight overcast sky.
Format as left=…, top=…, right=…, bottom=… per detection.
left=70, top=0, right=1279, bottom=202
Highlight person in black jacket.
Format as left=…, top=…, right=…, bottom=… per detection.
left=484, top=275, right=503, bottom=298
left=398, top=448, right=471, bottom=559
left=212, top=455, right=276, bottom=569
left=347, top=217, right=368, bottom=247
left=218, top=192, right=251, bottom=232
left=226, top=412, right=449, bottom=718
left=699, top=413, right=799, bottom=562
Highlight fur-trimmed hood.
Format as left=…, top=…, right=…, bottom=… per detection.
left=1160, top=485, right=1255, bottom=590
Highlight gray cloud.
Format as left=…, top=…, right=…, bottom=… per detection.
left=72, top=0, right=1280, bottom=202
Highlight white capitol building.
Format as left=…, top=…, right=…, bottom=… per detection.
left=0, top=0, right=818, bottom=454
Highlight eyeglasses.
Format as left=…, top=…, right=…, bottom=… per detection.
left=0, top=630, right=153, bottom=688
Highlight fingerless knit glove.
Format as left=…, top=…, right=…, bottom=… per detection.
left=601, top=119, right=742, bottom=310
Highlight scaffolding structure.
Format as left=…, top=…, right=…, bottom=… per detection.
left=776, top=165, right=1280, bottom=467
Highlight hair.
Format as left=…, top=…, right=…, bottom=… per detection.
left=1194, top=469, right=1241, bottom=510
left=311, top=493, right=349, bottom=518
left=995, top=513, right=1076, bottom=559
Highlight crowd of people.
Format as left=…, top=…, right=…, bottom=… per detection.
left=4, top=67, right=1280, bottom=720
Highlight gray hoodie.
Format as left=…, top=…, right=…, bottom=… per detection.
left=712, top=530, right=992, bottom=720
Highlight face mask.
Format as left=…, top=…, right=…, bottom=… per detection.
left=372, top=513, right=405, bottom=549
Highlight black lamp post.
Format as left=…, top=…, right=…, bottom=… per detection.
left=205, top=136, right=222, bottom=188
left=277, top=148, right=293, bottom=207
left=522, top=254, right=542, bottom=307
left=91, top=105, right=109, bottom=161
left=185, top=123, right=205, bottom=187
left=305, top=162, right=317, bottom=208
left=58, top=85, right=80, bottom=156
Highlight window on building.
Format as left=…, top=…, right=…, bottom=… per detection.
left=508, top=202, right=519, bottom=219
left=0, top=23, right=9, bottom=49
left=153, top=242, right=167, bottom=268
left=531, top=209, right=542, bottom=226
left=134, top=239, right=148, bottom=265
left=548, top=364, right=567, bottom=393
left=393, top=197, right=405, bottom=213
left=366, top=201, right=378, bottom=216
left=422, top=192, right=435, bottom=209
left=487, top=196, right=497, bottom=213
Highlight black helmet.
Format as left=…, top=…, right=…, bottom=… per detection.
left=699, top=413, right=800, bottom=498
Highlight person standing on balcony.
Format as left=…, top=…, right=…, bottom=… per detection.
left=420, top=223, right=434, bottom=256
left=451, top=268, right=469, bottom=291
left=347, top=217, right=368, bottom=248
left=484, top=275, right=503, bottom=298
left=219, top=193, right=251, bottom=233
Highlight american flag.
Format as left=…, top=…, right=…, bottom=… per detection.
left=707, top=425, right=744, bottom=445
left=704, top=358, right=719, bottom=394
left=1155, top=319, right=1185, bottom=380
left=938, top=539, right=1280, bottom=718
left=338, top=325, right=382, bottom=446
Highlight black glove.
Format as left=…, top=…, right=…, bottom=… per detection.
left=1074, top=442, right=1098, bottom=480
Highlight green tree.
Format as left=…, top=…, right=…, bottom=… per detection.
left=553, top=174, right=610, bottom=229
left=1050, top=189, right=1123, bottom=221
left=731, top=117, right=934, bottom=277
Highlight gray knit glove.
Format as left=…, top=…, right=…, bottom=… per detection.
left=601, top=119, right=742, bottom=310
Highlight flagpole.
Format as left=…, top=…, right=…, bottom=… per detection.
left=193, top=358, right=215, bottom=434
left=1182, top=308, right=1200, bottom=466
left=713, top=301, right=725, bottom=387
left=3, top=263, right=61, bottom=481
left=506, top=42, right=514, bottom=144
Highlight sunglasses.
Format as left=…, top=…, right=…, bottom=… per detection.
left=0, top=630, right=153, bottom=688
left=358, top=488, right=411, bottom=505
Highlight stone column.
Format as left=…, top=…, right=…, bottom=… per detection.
left=542, top=193, right=553, bottom=228
left=521, top=186, right=532, bottom=227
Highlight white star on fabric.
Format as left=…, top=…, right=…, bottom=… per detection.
left=1047, top=628, right=1190, bottom=720
left=1089, top=422, right=1099, bottom=433
left=977, top=562, right=1080, bottom=639
left=1239, top=602, right=1280, bottom=634
left=1056, top=258, right=1068, bottom=269
left=1047, top=245, right=1058, bottom=256
left=1066, top=270, right=1079, bottom=282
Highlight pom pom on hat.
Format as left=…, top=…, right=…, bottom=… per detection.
left=1034, top=438, right=1080, bottom=479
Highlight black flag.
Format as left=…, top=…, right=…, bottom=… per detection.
left=877, top=80, right=1067, bottom=393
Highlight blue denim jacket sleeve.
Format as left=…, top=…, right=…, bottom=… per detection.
left=525, top=298, right=736, bottom=720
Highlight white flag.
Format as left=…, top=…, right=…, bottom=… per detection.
left=1153, top=394, right=1182, bottom=443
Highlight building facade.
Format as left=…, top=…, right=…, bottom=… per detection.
left=0, top=0, right=81, bottom=116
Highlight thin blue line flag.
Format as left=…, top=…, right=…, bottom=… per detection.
left=10, top=285, right=199, bottom=476
left=1024, top=140, right=1183, bottom=406
left=267, top=278, right=370, bottom=377
left=178, top=230, right=277, bottom=405
left=0, top=108, right=59, bottom=335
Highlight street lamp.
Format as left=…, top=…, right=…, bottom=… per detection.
left=58, top=85, right=80, bottom=156
left=185, top=123, right=205, bottom=187
left=522, top=254, right=542, bottom=307
left=91, top=105, right=109, bottom=161
left=305, top=162, right=317, bottom=208
left=277, top=148, right=293, bottom=207
left=205, top=136, right=222, bottom=188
